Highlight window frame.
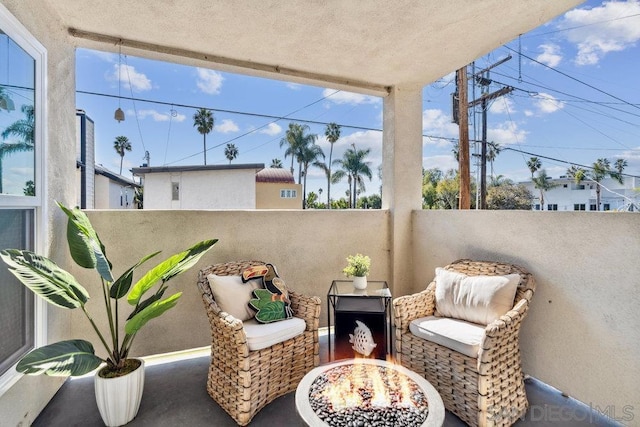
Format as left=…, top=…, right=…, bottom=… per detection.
left=0, top=3, right=47, bottom=394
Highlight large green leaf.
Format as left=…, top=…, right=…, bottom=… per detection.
left=126, top=287, right=166, bottom=320
left=110, top=251, right=161, bottom=299
left=0, top=249, right=89, bottom=309
left=16, top=340, right=103, bottom=376
left=125, top=292, right=182, bottom=335
left=127, top=239, right=217, bottom=305
left=58, top=202, right=113, bottom=283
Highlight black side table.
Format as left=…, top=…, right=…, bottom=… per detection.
left=327, top=280, right=391, bottom=361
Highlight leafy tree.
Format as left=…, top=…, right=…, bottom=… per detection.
left=526, top=157, right=541, bottom=180
left=224, top=143, right=238, bottom=163
left=270, top=158, right=283, bottom=168
left=486, top=179, right=532, bottom=210
left=113, top=135, right=132, bottom=175
left=422, top=168, right=443, bottom=209
left=333, top=144, right=372, bottom=208
left=435, top=169, right=459, bottom=209
left=532, top=169, right=557, bottom=210
left=305, top=191, right=326, bottom=209
left=23, top=180, right=35, bottom=196
left=193, top=108, right=214, bottom=165
left=323, top=123, right=341, bottom=208
left=357, top=194, right=382, bottom=209
left=331, top=198, right=350, bottom=209
left=1, top=104, right=35, bottom=193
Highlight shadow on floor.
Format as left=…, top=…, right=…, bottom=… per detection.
left=33, top=351, right=620, bottom=427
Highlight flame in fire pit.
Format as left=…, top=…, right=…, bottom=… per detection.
left=320, top=358, right=415, bottom=411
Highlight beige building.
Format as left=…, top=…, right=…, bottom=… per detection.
left=255, top=168, right=301, bottom=209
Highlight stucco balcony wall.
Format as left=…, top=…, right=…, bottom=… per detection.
left=64, top=209, right=640, bottom=423
left=69, top=209, right=391, bottom=357
left=413, top=210, right=640, bottom=423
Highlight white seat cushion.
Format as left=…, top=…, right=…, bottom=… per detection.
left=409, top=316, right=485, bottom=358
left=243, top=317, right=306, bottom=351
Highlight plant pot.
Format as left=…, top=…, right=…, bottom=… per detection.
left=353, top=275, right=368, bottom=290
left=94, top=359, right=145, bottom=426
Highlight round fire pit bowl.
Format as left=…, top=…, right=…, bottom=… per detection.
left=295, top=359, right=444, bottom=427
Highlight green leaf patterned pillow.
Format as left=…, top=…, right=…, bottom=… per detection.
left=242, top=263, right=293, bottom=323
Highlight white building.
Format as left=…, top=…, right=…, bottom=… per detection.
left=523, top=175, right=639, bottom=212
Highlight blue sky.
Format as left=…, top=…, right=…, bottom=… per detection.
left=74, top=0, right=640, bottom=200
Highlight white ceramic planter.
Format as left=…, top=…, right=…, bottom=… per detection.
left=94, top=359, right=145, bottom=426
left=353, top=275, right=368, bottom=290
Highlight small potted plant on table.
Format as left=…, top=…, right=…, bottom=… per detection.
left=343, top=253, right=371, bottom=290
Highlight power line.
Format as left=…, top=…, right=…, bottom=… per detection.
left=76, top=88, right=380, bottom=133
left=503, top=46, right=640, bottom=112
left=521, top=12, right=640, bottom=39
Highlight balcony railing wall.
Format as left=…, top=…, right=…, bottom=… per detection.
left=413, top=209, right=639, bottom=421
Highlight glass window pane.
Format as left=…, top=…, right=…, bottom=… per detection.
left=0, top=30, right=36, bottom=196
left=0, top=209, right=34, bottom=376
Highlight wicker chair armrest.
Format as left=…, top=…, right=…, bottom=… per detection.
left=289, top=290, right=321, bottom=332
left=392, top=283, right=436, bottom=332
left=478, top=298, right=530, bottom=370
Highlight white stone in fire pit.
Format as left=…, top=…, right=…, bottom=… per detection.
left=296, top=359, right=445, bottom=427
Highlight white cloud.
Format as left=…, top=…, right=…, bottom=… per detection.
left=487, top=121, right=528, bottom=145
left=215, top=119, right=239, bottom=133
left=423, top=155, right=458, bottom=172
left=422, top=109, right=459, bottom=139
left=136, top=109, right=186, bottom=122
left=532, top=92, right=565, bottom=114
left=488, top=97, right=515, bottom=115
left=560, top=1, right=640, bottom=65
left=322, top=88, right=380, bottom=105
left=286, top=82, right=302, bottom=90
left=110, top=64, right=152, bottom=92
left=196, top=68, right=224, bottom=94
left=259, top=122, right=282, bottom=136
left=535, top=43, right=563, bottom=67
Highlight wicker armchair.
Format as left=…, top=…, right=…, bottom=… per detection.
left=393, top=259, right=535, bottom=427
left=196, top=261, right=321, bottom=426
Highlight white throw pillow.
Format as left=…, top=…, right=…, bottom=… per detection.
left=207, top=274, right=261, bottom=321
left=434, top=267, right=520, bottom=325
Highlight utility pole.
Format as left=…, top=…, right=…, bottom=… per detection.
left=468, top=56, right=513, bottom=209
left=455, top=67, right=470, bottom=209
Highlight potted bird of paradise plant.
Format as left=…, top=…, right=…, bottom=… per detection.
left=0, top=202, right=217, bottom=426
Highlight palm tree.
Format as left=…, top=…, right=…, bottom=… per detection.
left=193, top=108, right=214, bottom=165
left=324, top=122, right=341, bottom=208
left=298, top=141, right=324, bottom=209
left=113, top=136, right=132, bottom=175
left=1, top=104, right=35, bottom=193
left=333, top=144, right=373, bottom=208
left=487, top=142, right=501, bottom=178
left=532, top=169, right=557, bottom=210
left=568, top=158, right=625, bottom=211
left=270, top=158, right=283, bottom=168
left=526, top=157, right=541, bottom=180
left=224, top=143, right=238, bottom=163
left=279, top=122, right=316, bottom=183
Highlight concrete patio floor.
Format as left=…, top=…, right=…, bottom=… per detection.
left=33, top=333, right=620, bottom=427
